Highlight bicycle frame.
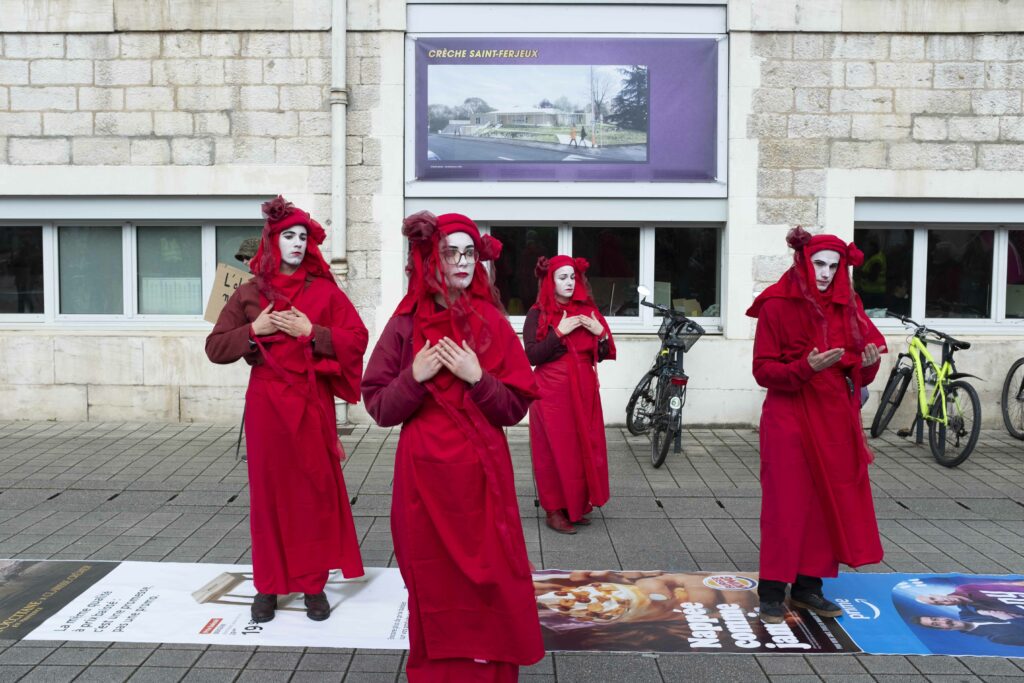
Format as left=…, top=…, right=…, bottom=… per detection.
left=905, top=336, right=953, bottom=425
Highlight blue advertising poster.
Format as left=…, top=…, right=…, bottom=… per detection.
left=825, top=573, right=1024, bottom=658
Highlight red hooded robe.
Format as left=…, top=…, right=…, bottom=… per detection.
left=524, top=255, right=616, bottom=523
left=746, top=228, right=885, bottom=583
left=361, top=212, right=544, bottom=682
left=206, top=196, right=367, bottom=594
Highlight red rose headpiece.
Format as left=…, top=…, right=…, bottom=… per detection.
left=250, top=195, right=335, bottom=304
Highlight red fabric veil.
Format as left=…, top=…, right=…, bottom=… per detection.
left=251, top=195, right=336, bottom=311
left=532, top=255, right=617, bottom=359
left=746, top=226, right=872, bottom=355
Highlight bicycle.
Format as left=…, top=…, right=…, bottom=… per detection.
left=869, top=310, right=982, bottom=467
left=625, top=286, right=704, bottom=468
left=1001, top=356, right=1024, bottom=439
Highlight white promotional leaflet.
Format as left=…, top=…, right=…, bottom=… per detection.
left=24, top=562, right=410, bottom=649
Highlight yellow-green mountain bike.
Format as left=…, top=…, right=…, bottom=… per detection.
left=869, top=310, right=982, bottom=468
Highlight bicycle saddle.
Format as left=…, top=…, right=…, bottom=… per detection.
left=946, top=337, right=971, bottom=350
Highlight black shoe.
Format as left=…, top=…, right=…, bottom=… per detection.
left=790, top=592, right=843, bottom=618
left=304, top=592, right=331, bottom=621
left=251, top=593, right=277, bottom=623
left=759, top=600, right=785, bottom=624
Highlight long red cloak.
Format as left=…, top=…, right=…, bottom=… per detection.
left=206, top=274, right=367, bottom=594
left=362, top=211, right=543, bottom=681
left=524, top=255, right=616, bottom=523
left=747, top=231, right=885, bottom=583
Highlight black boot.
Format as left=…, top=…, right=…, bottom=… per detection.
left=789, top=575, right=842, bottom=618
left=251, top=593, right=277, bottom=623
left=757, top=579, right=787, bottom=624
left=304, top=592, right=331, bottom=621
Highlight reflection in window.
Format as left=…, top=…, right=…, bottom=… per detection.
left=1007, top=231, right=1024, bottom=319
left=138, top=226, right=203, bottom=315
left=572, top=226, right=640, bottom=317
left=0, top=227, right=44, bottom=314
left=926, top=229, right=993, bottom=319
left=853, top=227, right=913, bottom=317
left=488, top=226, right=558, bottom=316
left=653, top=228, right=719, bottom=317
left=216, top=225, right=262, bottom=273
left=59, top=226, right=123, bottom=314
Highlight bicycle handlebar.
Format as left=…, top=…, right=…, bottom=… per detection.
left=883, top=309, right=968, bottom=349
left=640, top=298, right=706, bottom=335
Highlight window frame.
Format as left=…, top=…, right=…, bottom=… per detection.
left=856, top=221, right=1024, bottom=333
left=0, top=219, right=261, bottom=329
left=479, top=220, right=722, bottom=334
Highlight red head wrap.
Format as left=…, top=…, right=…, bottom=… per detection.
left=250, top=195, right=335, bottom=307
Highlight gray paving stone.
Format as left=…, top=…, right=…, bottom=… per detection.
left=73, top=665, right=136, bottom=682
left=127, top=668, right=189, bottom=683
left=18, top=665, right=85, bottom=683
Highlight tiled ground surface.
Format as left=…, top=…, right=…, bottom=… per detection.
left=0, top=421, right=1023, bottom=681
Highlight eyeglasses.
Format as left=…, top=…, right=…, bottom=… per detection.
left=440, top=247, right=477, bottom=265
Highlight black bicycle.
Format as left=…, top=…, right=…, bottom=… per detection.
left=625, top=287, right=704, bottom=467
left=1001, top=356, right=1024, bottom=439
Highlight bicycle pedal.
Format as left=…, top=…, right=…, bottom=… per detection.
left=896, top=428, right=912, bottom=438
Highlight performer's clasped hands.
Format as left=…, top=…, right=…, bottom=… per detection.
left=556, top=310, right=604, bottom=336
left=412, top=336, right=483, bottom=384
left=807, top=342, right=881, bottom=371
left=251, top=302, right=314, bottom=338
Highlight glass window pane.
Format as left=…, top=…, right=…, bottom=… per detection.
left=138, top=226, right=202, bottom=315
left=653, top=227, right=719, bottom=317
left=59, top=226, right=123, bottom=314
left=489, top=225, right=558, bottom=315
left=1007, top=230, right=1024, bottom=319
left=853, top=227, right=914, bottom=318
left=216, top=225, right=263, bottom=272
left=925, top=228, right=993, bottom=319
left=0, top=227, right=44, bottom=314
left=572, top=226, right=640, bottom=317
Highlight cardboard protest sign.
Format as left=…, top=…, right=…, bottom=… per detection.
left=204, top=263, right=251, bottom=324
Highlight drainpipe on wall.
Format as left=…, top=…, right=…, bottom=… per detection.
left=330, top=0, right=350, bottom=423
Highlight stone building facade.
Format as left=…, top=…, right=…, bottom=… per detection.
left=3, top=0, right=1024, bottom=427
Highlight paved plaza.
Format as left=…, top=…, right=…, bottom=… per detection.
left=1, top=421, right=1023, bottom=682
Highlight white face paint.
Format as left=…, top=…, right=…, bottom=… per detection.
left=440, top=231, right=476, bottom=290
left=278, top=226, right=308, bottom=268
left=811, top=249, right=841, bottom=292
left=553, top=265, right=576, bottom=301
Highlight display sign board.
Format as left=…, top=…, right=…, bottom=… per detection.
left=204, top=263, right=251, bottom=324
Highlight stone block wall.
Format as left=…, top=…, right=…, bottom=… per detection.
left=0, top=21, right=388, bottom=421
left=750, top=33, right=1024, bottom=287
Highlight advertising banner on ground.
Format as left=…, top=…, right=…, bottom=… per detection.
left=414, top=37, right=719, bottom=183
left=8, top=560, right=1022, bottom=658
left=535, top=570, right=857, bottom=653
left=825, top=572, right=1024, bottom=658
left=22, top=561, right=408, bottom=649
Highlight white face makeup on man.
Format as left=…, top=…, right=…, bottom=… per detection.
left=553, top=265, right=576, bottom=301
left=811, top=249, right=841, bottom=292
left=440, top=231, right=476, bottom=290
left=278, top=226, right=308, bottom=268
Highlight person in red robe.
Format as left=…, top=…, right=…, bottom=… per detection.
left=362, top=211, right=544, bottom=681
left=524, top=255, right=616, bottom=534
left=206, top=196, right=367, bottom=623
left=746, top=227, right=885, bottom=624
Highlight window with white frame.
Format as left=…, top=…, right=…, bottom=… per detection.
left=854, top=223, right=1023, bottom=324
left=0, top=222, right=261, bottom=323
left=482, top=222, right=721, bottom=330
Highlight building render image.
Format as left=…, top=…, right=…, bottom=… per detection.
left=2, top=0, right=1024, bottom=428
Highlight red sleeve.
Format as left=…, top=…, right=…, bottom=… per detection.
left=315, top=287, right=368, bottom=404
left=522, top=308, right=565, bottom=366
left=361, top=316, right=429, bottom=427
left=752, top=300, right=815, bottom=392
left=205, top=287, right=258, bottom=365
left=467, top=315, right=536, bottom=426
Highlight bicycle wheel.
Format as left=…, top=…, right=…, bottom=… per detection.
left=626, top=371, right=658, bottom=436
left=650, top=385, right=681, bottom=469
left=928, top=380, right=982, bottom=468
left=1001, top=357, right=1024, bottom=440
left=870, top=365, right=912, bottom=438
